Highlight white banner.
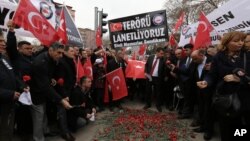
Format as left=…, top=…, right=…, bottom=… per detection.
left=206, top=0, right=250, bottom=33
left=179, top=0, right=250, bottom=46
left=178, top=23, right=220, bottom=47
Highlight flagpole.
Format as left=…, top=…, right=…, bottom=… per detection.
left=100, top=67, right=122, bottom=78
left=9, top=0, right=22, bottom=33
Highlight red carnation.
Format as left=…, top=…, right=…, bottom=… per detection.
left=57, top=78, right=64, bottom=86
left=23, top=75, right=31, bottom=82
left=166, top=60, right=171, bottom=65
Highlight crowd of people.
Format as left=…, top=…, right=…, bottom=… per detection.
left=1, top=21, right=250, bottom=141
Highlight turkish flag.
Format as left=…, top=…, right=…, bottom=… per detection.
left=75, top=57, right=85, bottom=83
left=125, top=60, right=146, bottom=79
left=96, top=27, right=102, bottom=47
left=194, top=12, right=213, bottom=50
left=174, top=12, right=185, bottom=33
left=138, top=43, right=146, bottom=55
left=131, top=51, right=136, bottom=60
left=57, top=7, right=68, bottom=45
left=106, top=68, right=128, bottom=101
left=169, top=34, right=176, bottom=46
left=109, top=22, right=123, bottom=32
left=12, top=0, right=58, bottom=46
left=83, top=57, right=93, bottom=80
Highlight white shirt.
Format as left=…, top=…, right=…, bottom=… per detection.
left=152, top=56, right=159, bottom=77
left=197, top=56, right=207, bottom=78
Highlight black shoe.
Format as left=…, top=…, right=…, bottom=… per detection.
left=177, top=114, right=191, bottom=119
left=45, top=132, right=58, bottom=137
left=143, top=105, right=151, bottom=110
left=168, top=106, right=174, bottom=111
left=193, top=127, right=205, bottom=133
left=68, top=133, right=75, bottom=141
left=156, top=106, right=162, bottom=112
left=61, top=133, right=75, bottom=141
left=203, top=132, right=212, bottom=140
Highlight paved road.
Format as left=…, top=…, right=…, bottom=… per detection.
left=14, top=100, right=221, bottom=141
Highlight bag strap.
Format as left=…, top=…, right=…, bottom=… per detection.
left=244, top=52, right=247, bottom=70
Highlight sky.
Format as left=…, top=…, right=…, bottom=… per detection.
left=53, top=0, right=166, bottom=30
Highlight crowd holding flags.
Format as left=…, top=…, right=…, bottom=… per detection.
left=7, top=0, right=82, bottom=47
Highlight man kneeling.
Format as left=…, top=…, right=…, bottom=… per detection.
left=68, top=76, right=96, bottom=132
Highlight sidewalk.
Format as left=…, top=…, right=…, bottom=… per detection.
left=14, top=100, right=221, bottom=141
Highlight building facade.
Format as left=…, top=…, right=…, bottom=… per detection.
left=78, top=28, right=96, bottom=49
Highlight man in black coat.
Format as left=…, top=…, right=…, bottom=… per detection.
left=68, top=76, right=96, bottom=132
left=29, top=42, right=72, bottom=141
left=173, top=44, right=197, bottom=118
left=191, top=49, right=214, bottom=140
left=106, top=49, right=127, bottom=110
left=6, top=21, right=34, bottom=138
left=0, top=29, right=26, bottom=141
left=143, top=47, right=165, bottom=112
left=54, top=46, right=76, bottom=140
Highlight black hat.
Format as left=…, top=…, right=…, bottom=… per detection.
left=183, top=43, right=194, bottom=49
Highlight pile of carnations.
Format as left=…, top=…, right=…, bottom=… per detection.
left=93, top=108, right=194, bottom=141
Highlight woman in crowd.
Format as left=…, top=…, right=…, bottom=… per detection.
left=197, top=31, right=247, bottom=141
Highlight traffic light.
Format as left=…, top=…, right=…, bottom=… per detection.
left=99, top=10, right=108, bottom=36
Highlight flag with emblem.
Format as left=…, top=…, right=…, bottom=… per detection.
left=12, top=0, right=58, bottom=46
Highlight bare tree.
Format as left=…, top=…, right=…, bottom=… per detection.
left=164, top=0, right=229, bottom=30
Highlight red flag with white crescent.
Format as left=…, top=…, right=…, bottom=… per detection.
left=12, top=0, right=58, bottom=46
left=169, top=34, right=176, bottom=46
left=106, top=68, right=128, bottom=101
left=125, top=60, right=146, bottom=79
left=96, top=27, right=102, bottom=47
left=57, top=7, right=68, bottom=45
left=83, top=57, right=93, bottom=80
left=75, top=57, right=85, bottom=83
left=138, top=43, right=146, bottom=56
left=194, top=12, right=213, bottom=50
left=174, top=12, right=185, bottom=33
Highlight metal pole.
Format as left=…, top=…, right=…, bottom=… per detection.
left=94, top=7, right=98, bottom=31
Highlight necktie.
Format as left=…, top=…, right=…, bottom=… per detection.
left=186, top=57, right=191, bottom=67
left=150, top=58, right=158, bottom=75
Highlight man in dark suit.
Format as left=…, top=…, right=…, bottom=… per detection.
left=54, top=46, right=76, bottom=141
left=174, top=44, right=197, bottom=119
left=107, top=49, right=127, bottom=110
left=143, top=47, right=165, bottom=112
left=0, top=29, right=26, bottom=141
left=6, top=20, right=34, bottom=139
left=29, top=42, right=72, bottom=141
left=191, top=49, right=213, bottom=140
